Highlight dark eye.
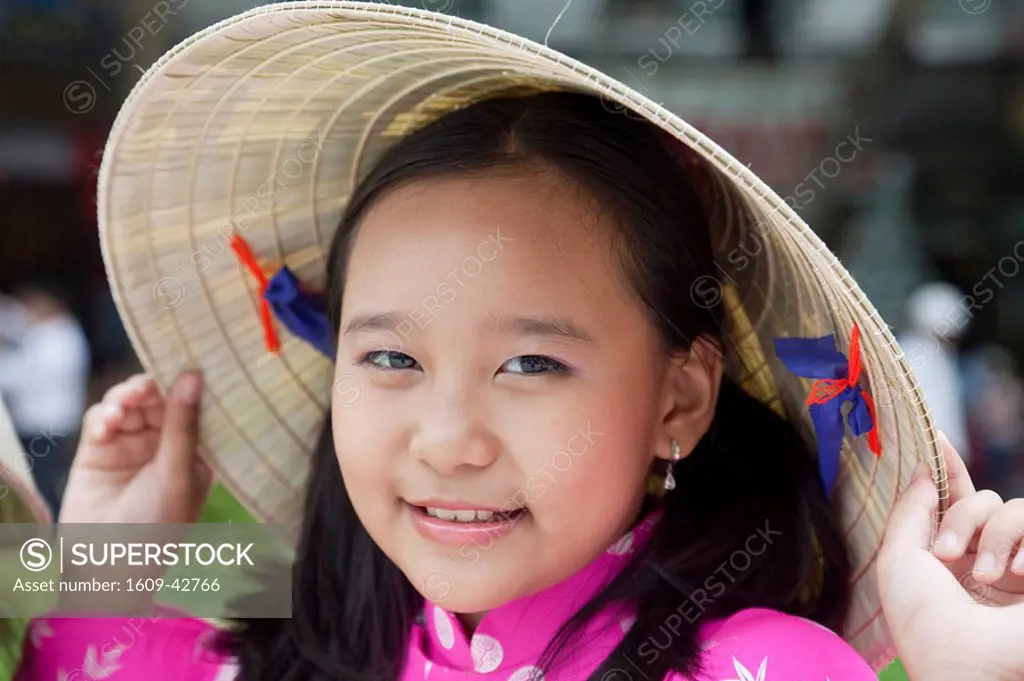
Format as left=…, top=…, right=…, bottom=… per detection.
left=359, top=350, right=419, bottom=371
left=500, top=355, right=571, bottom=376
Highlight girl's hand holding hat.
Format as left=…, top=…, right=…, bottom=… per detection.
left=59, top=371, right=213, bottom=525
left=878, top=432, right=1024, bottom=681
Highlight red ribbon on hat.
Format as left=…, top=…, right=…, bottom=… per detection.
left=803, top=324, right=882, bottom=457
left=229, top=234, right=282, bottom=354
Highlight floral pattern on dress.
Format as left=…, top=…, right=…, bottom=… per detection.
left=15, top=516, right=876, bottom=681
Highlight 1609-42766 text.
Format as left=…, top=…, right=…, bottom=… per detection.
left=12, top=577, right=221, bottom=592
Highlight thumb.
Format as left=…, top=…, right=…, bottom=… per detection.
left=883, top=460, right=939, bottom=552
left=156, top=371, right=204, bottom=479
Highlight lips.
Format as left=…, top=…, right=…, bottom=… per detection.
left=421, top=507, right=527, bottom=523
left=424, top=507, right=496, bottom=522
left=406, top=501, right=528, bottom=545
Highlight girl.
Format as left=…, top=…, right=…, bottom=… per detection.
left=17, top=89, right=1024, bottom=681
left=11, top=4, right=1024, bottom=681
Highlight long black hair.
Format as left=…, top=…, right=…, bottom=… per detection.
left=224, top=91, right=851, bottom=681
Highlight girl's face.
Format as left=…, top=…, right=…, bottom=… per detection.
left=333, top=166, right=710, bottom=617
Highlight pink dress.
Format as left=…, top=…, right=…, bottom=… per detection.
left=15, top=513, right=877, bottom=681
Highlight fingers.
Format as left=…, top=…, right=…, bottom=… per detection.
left=142, top=402, right=165, bottom=431
left=932, top=489, right=1003, bottom=561
left=972, top=498, right=1024, bottom=583
left=101, top=374, right=157, bottom=405
left=155, top=371, right=204, bottom=479
left=882, top=460, right=939, bottom=554
left=84, top=374, right=161, bottom=441
left=82, top=401, right=125, bottom=444
left=937, top=431, right=976, bottom=504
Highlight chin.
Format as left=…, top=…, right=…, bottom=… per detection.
left=416, top=571, right=535, bottom=614
left=407, top=544, right=588, bottom=616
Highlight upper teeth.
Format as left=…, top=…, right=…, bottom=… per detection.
left=425, top=508, right=496, bottom=522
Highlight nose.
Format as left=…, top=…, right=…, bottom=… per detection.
left=409, top=394, right=499, bottom=475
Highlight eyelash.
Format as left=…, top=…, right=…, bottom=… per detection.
left=356, top=351, right=572, bottom=376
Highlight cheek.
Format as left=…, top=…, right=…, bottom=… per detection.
left=515, top=387, right=657, bottom=527
left=331, top=396, right=401, bottom=512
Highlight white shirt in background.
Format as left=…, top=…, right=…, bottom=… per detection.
left=898, top=329, right=970, bottom=461
left=0, top=311, right=91, bottom=437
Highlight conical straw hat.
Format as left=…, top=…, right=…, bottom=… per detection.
left=96, top=1, right=948, bottom=669
left=0, top=395, right=53, bottom=525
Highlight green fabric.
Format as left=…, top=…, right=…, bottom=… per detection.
left=879, top=659, right=908, bottom=680
left=198, top=483, right=256, bottom=524
left=0, top=490, right=37, bottom=524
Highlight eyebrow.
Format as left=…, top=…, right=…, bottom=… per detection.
left=342, top=312, right=594, bottom=344
left=493, top=313, right=594, bottom=344
left=342, top=312, right=405, bottom=337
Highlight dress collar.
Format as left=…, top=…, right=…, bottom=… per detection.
left=413, top=510, right=662, bottom=678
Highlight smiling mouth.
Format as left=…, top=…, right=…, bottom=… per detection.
left=406, top=502, right=528, bottom=524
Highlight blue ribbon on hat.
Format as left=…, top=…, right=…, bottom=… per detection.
left=229, top=234, right=334, bottom=359
left=264, top=267, right=334, bottom=358
left=774, top=324, right=882, bottom=501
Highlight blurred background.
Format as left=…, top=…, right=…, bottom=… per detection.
left=0, top=0, right=1022, bottom=676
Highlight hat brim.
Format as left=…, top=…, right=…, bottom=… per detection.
left=98, top=1, right=946, bottom=669
left=0, top=396, right=53, bottom=526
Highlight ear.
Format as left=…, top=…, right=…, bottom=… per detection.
left=654, top=336, right=723, bottom=462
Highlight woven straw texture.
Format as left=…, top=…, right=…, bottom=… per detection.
left=96, top=1, right=949, bottom=670
left=0, top=396, right=52, bottom=525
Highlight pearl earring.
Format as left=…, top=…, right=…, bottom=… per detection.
left=664, top=439, right=681, bottom=491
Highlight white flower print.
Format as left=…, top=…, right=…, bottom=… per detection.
left=105, top=644, right=127, bottom=662
left=87, top=645, right=122, bottom=679
left=606, top=530, right=634, bottom=555
left=507, top=665, right=545, bottom=681
left=433, top=605, right=456, bottom=650
left=619, top=615, right=636, bottom=633
left=212, top=660, right=240, bottom=681
left=722, top=656, right=767, bottom=681
left=29, top=620, right=53, bottom=650
left=699, top=636, right=738, bottom=652
left=193, top=629, right=217, bottom=662
left=471, top=634, right=504, bottom=673
left=55, top=643, right=162, bottom=681
left=56, top=645, right=122, bottom=681
left=425, top=661, right=433, bottom=679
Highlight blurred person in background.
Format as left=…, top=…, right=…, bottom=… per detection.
left=897, top=281, right=973, bottom=465
left=963, top=344, right=1024, bottom=497
left=0, top=277, right=90, bottom=518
